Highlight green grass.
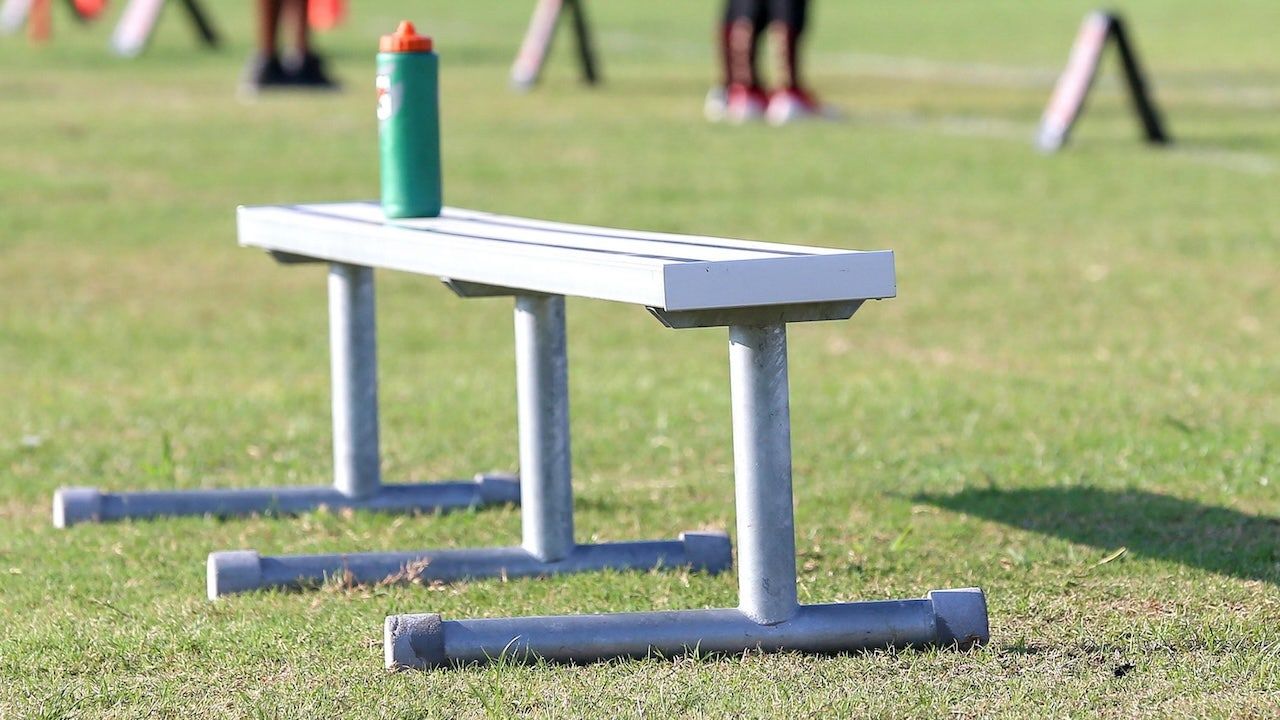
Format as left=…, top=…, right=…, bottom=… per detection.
left=2, top=0, right=1278, bottom=717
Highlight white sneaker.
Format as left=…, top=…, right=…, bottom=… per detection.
left=725, top=84, right=768, bottom=124
left=704, top=86, right=728, bottom=122
left=766, top=87, right=840, bottom=126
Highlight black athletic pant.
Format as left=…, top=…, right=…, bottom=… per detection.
left=724, top=0, right=809, bottom=34
left=722, top=0, right=809, bottom=88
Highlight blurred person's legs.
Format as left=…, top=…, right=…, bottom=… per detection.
left=285, top=0, right=335, bottom=86
left=764, top=0, right=837, bottom=124
left=707, top=0, right=768, bottom=122
left=768, top=0, right=808, bottom=90
left=243, top=0, right=336, bottom=93
left=243, top=0, right=289, bottom=90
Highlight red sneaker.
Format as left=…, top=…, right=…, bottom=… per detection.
left=724, top=83, right=768, bottom=124
left=766, top=87, right=840, bottom=125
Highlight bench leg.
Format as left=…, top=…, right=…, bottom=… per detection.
left=728, top=323, right=799, bottom=625
left=383, top=322, right=989, bottom=669
left=514, top=295, right=574, bottom=562
left=205, top=293, right=732, bottom=598
left=329, top=262, right=382, bottom=499
left=53, top=262, right=519, bottom=529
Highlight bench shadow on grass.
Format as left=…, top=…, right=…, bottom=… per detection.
left=917, top=487, right=1280, bottom=585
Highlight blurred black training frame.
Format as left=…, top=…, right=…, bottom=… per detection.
left=1037, top=11, right=1169, bottom=152
left=110, top=0, right=219, bottom=58
left=510, top=0, right=599, bottom=90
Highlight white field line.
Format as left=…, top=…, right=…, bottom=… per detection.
left=820, top=53, right=1277, bottom=175
left=845, top=108, right=1033, bottom=141
left=825, top=52, right=1059, bottom=88
left=838, top=109, right=1276, bottom=176
left=821, top=52, right=1280, bottom=109
left=615, top=36, right=1279, bottom=175
left=606, top=31, right=1280, bottom=108
left=1189, top=85, right=1280, bottom=110
left=1170, top=147, right=1278, bottom=176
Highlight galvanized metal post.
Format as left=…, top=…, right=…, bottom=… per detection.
left=330, top=263, right=381, bottom=499
left=515, top=294, right=574, bottom=562
left=729, top=323, right=799, bottom=625
left=206, top=289, right=732, bottom=596
left=212, top=534, right=731, bottom=598
left=382, top=323, right=988, bottom=670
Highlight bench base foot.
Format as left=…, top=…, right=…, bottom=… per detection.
left=385, top=587, right=988, bottom=670
left=52, top=475, right=520, bottom=528
left=208, top=531, right=732, bottom=599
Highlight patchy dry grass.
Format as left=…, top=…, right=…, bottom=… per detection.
left=1, top=0, right=1278, bottom=717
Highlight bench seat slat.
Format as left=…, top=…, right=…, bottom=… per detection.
left=237, top=203, right=896, bottom=311
left=333, top=203, right=848, bottom=259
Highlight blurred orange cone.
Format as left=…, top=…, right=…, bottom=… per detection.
left=308, top=0, right=345, bottom=31
left=73, top=0, right=110, bottom=20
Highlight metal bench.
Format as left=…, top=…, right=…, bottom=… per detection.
left=247, top=202, right=988, bottom=665
left=85, top=199, right=991, bottom=663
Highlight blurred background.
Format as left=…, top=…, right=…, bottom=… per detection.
left=1, top=1, right=1277, bottom=715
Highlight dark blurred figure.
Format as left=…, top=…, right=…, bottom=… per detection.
left=242, top=0, right=337, bottom=94
left=706, top=0, right=834, bottom=124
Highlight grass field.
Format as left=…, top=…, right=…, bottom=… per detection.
left=2, top=0, right=1278, bottom=716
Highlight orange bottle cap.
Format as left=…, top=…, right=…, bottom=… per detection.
left=380, top=21, right=433, bottom=53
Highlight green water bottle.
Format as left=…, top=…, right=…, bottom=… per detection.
left=377, top=21, right=442, bottom=219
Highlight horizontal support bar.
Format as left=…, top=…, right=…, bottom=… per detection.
left=52, top=475, right=520, bottom=528
left=208, top=531, right=732, bottom=599
left=385, top=588, right=988, bottom=670
left=441, top=278, right=531, bottom=298
left=268, top=250, right=324, bottom=265
left=648, top=300, right=864, bottom=329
